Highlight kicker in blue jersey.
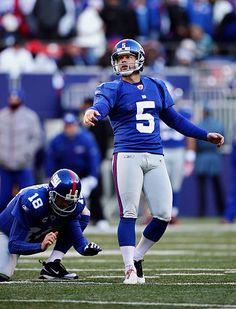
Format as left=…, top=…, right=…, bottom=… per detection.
left=83, top=38, right=224, bottom=285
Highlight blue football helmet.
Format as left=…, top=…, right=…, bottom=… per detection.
left=48, top=169, right=81, bottom=217
left=111, top=39, right=145, bottom=76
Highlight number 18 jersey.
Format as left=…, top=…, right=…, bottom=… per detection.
left=92, top=76, right=174, bottom=154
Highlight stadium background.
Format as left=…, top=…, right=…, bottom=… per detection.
left=1, top=0, right=236, bottom=218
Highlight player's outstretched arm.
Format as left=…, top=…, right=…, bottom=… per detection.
left=84, top=110, right=101, bottom=127
left=207, top=133, right=224, bottom=147
left=41, top=231, right=58, bottom=251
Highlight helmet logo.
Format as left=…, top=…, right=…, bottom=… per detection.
left=66, top=189, right=79, bottom=200
left=51, top=174, right=61, bottom=188
left=122, top=42, right=126, bottom=49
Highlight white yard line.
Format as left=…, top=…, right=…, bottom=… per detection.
left=0, top=299, right=235, bottom=308
left=15, top=267, right=236, bottom=273
left=1, top=281, right=236, bottom=286
left=85, top=223, right=236, bottom=234
left=20, top=249, right=236, bottom=258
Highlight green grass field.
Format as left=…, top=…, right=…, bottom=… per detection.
left=1, top=218, right=236, bottom=309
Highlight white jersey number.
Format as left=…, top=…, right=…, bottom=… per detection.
left=136, top=101, right=155, bottom=133
left=28, top=193, right=43, bottom=209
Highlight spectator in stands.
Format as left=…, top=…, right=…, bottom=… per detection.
left=0, top=33, right=35, bottom=80
left=194, top=106, right=225, bottom=217
left=214, top=11, right=236, bottom=45
left=143, top=40, right=166, bottom=73
left=173, top=38, right=197, bottom=66
left=0, top=0, right=35, bottom=46
left=100, top=0, right=138, bottom=42
left=57, top=40, right=86, bottom=69
left=165, top=0, right=190, bottom=42
left=45, top=113, right=108, bottom=229
left=0, top=89, right=43, bottom=212
left=130, top=0, right=161, bottom=41
left=210, top=0, right=233, bottom=28
left=29, top=0, right=76, bottom=41
left=25, top=40, right=59, bottom=73
left=189, top=24, right=215, bottom=61
left=187, top=0, right=214, bottom=37
left=75, top=0, right=106, bottom=65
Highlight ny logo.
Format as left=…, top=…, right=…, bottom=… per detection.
left=51, top=174, right=61, bottom=188
left=122, top=42, right=126, bottom=49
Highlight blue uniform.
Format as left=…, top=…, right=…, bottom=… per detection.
left=89, top=75, right=208, bottom=221
left=93, top=77, right=173, bottom=154
left=45, top=128, right=100, bottom=179
left=0, top=184, right=88, bottom=255
left=92, top=77, right=207, bottom=154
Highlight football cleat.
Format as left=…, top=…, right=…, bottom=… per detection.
left=123, top=267, right=138, bottom=284
left=134, top=260, right=145, bottom=284
left=39, top=259, right=78, bottom=280
left=0, top=273, right=9, bottom=282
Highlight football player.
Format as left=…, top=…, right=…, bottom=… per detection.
left=83, top=38, right=224, bottom=284
left=0, top=168, right=102, bottom=282
left=160, top=100, right=195, bottom=224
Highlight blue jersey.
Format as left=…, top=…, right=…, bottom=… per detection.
left=46, top=128, right=101, bottom=179
left=0, top=184, right=87, bottom=255
left=92, top=76, right=174, bottom=154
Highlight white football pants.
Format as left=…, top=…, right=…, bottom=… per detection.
left=112, top=153, right=172, bottom=221
left=0, top=232, right=18, bottom=278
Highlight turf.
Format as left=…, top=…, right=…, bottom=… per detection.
left=0, top=218, right=236, bottom=309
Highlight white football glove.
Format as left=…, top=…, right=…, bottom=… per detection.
left=84, top=242, right=102, bottom=256
left=81, top=176, right=98, bottom=199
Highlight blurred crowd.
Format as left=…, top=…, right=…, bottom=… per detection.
left=1, top=0, right=236, bottom=79
left=1, top=0, right=236, bottom=225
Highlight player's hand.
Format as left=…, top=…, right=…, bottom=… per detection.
left=41, top=231, right=58, bottom=251
left=207, top=133, right=224, bottom=147
left=84, top=242, right=102, bottom=256
left=83, top=110, right=101, bottom=127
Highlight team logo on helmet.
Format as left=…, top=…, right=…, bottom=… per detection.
left=48, top=169, right=81, bottom=217
left=50, top=174, right=61, bottom=188
left=111, top=39, right=145, bottom=76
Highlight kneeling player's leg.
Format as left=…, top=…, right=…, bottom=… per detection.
left=39, top=230, right=78, bottom=280
left=0, top=232, right=18, bottom=281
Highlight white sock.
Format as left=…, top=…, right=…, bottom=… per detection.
left=47, top=250, right=65, bottom=263
left=134, top=235, right=155, bottom=261
left=120, top=246, right=135, bottom=272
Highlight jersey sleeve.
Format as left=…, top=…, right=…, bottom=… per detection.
left=91, top=81, right=119, bottom=120
left=160, top=106, right=208, bottom=141
left=8, top=192, right=43, bottom=255
left=8, top=193, right=43, bottom=255
left=8, top=219, right=42, bottom=255
left=153, top=79, right=174, bottom=110
left=67, top=218, right=89, bottom=255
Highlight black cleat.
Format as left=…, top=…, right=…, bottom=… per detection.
left=134, top=259, right=145, bottom=284
left=39, top=259, right=78, bottom=280
left=0, top=274, right=9, bottom=282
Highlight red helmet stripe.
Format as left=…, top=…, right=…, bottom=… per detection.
left=68, top=170, right=77, bottom=194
